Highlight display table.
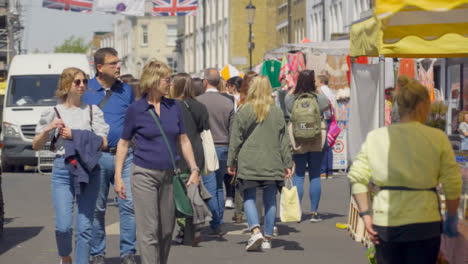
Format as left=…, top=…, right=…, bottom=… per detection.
left=440, top=223, right=468, bottom=264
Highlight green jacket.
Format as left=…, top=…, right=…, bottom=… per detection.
left=227, top=104, right=292, bottom=181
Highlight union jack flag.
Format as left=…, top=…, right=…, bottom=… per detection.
left=152, top=0, right=198, bottom=16
left=42, top=0, right=94, bottom=12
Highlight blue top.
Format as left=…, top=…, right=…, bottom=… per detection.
left=82, top=77, right=135, bottom=148
left=121, top=95, right=186, bottom=170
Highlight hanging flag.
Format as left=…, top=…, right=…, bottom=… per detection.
left=42, top=0, right=94, bottom=12
left=152, top=0, right=198, bottom=16
left=94, top=0, right=145, bottom=16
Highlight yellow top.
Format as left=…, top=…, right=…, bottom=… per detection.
left=348, top=122, right=462, bottom=227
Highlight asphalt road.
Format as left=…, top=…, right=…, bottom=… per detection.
left=0, top=172, right=368, bottom=264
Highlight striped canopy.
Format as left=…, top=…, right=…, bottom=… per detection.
left=350, top=0, right=468, bottom=57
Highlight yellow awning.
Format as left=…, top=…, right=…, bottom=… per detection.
left=350, top=0, right=468, bottom=57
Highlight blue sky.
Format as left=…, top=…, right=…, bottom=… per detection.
left=23, top=0, right=119, bottom=52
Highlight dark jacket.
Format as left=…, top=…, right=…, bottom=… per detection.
left=64, top=129, right=103, bottom=194
left=177, top=98, right=210, bottom=170
left=227, top=104, right=292, bottom=181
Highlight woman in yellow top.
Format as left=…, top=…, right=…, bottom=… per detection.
left=348, top=76, right=462, bottom=264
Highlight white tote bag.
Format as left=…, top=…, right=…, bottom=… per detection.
left=280, top=178, right=302, bottom=222
left=200, top=129, right=219, bottom=175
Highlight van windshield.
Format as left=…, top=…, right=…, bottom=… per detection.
left=6, top=75, right=60, bottom=107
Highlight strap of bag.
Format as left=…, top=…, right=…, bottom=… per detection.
left=238, top=120, right=258, bottom=154
left=89, top=104, right=93, bottom=129
left=50, top=107, right=62, bottom=151
left=98, top=89, right=114, bottom=109
left=148, top=108, right=179, bottom=173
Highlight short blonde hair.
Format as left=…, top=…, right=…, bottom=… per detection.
left=139, top=59, right=173, bottom=96
left=246, top=76, right=274, bottom=122
left=396, top=75, right=430, bottom=118
left=56, top=67, right=87, bottom=101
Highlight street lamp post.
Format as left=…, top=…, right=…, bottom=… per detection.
left=245, top=0, right=256, bottom=71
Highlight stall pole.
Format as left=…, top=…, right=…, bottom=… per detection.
left=379, top=55, right=385, bottom=127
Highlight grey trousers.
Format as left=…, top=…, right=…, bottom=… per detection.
left=131, top=165, right=175, bottom=264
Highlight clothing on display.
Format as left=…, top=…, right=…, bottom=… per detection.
left=335, top=100, right=350, bottom=131
left=385, top=58, right=395, bottom=89
left=418, top=59, right=436, bottom=102
left=306, top=52, right=327, bottom=76
left=346, top=56, right=369, bottom=85
left=279, top=51, right=306, bottom=91
left=326, top=55, right=349, bottom=90
left=397, top=58, right=416, bottom=90
left=348, top=63, right=380, bottom=162
left=261, top=60, right=282, bottom=89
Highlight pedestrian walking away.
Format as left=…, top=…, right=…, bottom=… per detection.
left=114, top=59, right=201, bottom=264
left=316, top=75, right=335, bottom=179
left=33, top=67, right=109, bottom=264
left=172, top=72, right=211, bottom=246
left=285, top=70, right=330, bottom=222
left=81, top=47, right=137, bottom=264
left=227, top=76, right=293, bottom=252
left=196, top=68, right=235, bottom=237
left=348, top=76, right=462, bottom=264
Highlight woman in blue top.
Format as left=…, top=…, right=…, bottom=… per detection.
left=113, top=60, right=200, bottom=264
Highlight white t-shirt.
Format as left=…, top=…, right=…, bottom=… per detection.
left=320, top=85, right=335, bottom=120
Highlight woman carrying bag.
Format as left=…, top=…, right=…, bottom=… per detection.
left=114, top=60, right=200, bottom=264
left=33, top=67, right=109, bottom=264
left=227, top=76, right=293, bottom=251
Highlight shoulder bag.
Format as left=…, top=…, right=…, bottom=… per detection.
left=148, top=108, right=193, bottom=218
left=230, top=119, right=258, bottom=184
left=326, top=100, right=341, bottom=148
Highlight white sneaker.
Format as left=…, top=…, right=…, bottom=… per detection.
left=246, top=232, right=264, bottom=251
left=273, top=226, right=278, bottom=237
left=261, top=239, right=272, bottom=249
left=225, top=197, right=234, bottom=209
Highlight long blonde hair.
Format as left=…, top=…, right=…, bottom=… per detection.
left=245, top=76, right=274, bottom=122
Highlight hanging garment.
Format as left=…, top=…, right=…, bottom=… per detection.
left=325, top=55, right=349, bottom=90
left=306, top=52, right=327, bottom=76
left=261, top=60, right=282, bottom=89
left=348, top=56, right=369, bottom=87
left=348, top=63, right=380, bottom=162
left=279, top=52, right=306, bottom=91
left=418, top=59, right=436, bottom=102
left=335, top=100, right=350, bottom=131
left=397, top=58, right=416, bottom=90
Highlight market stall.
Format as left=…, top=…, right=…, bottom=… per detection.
left=349, top=0, right=468, bottom=262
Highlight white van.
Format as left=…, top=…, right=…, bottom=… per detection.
left=1, top=54, right=92, bottom=171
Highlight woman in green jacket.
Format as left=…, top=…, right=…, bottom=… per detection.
left=227, top=76, right=293, bottom=252
left=348, top=75, right=461, bottom=264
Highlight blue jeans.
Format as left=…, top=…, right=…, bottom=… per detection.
left=243, top=184, right=277, bottom=237
left=293, top=152, right=323, bottom=212
left=202, top=146, right=227, bottom=230
left=51, top=157, right=100, bottom=264
left=91, top=152, right=136, bottom=258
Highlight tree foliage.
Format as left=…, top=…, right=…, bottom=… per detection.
left=54, top=36, right=90, bottom=54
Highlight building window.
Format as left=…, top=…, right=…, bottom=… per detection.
left=142, top=25, right=148, bottom=46
left=167, top=57, right=177, bottom=71
left=167, top=25, right=177, bottom=46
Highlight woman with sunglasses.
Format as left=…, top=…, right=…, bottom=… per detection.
left=33, top=67, right=109, bottom=264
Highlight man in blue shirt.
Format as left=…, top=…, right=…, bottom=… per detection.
left=82, top=48, right=136, bottom=264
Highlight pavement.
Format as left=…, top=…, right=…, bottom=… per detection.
left=0, top=172, right=368, bottom=264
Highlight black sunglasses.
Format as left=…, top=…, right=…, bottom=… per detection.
left=73, top=79, right=88, bottom=86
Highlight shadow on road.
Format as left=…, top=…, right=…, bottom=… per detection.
left=105, top=256, right=141, bottom=264
left=272, top=238, right=304, bottom=250
left=0, top=226, right=43, bottom=255
left=300, top=212, right=345, bottom=221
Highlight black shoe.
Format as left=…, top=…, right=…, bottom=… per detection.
left=121, top=254, right=136, bottom=264
left=90, top=255, right=105, bottom=264
left=208, top=227, right=226, bottom=237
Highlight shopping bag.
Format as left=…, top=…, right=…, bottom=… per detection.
left=280, top=178, right=302, bottom=222
left=200, top=129, right=219, bottom=175
left=173, top=173, right=193, bottom=218
left=326, top=100, right=342, bottom=148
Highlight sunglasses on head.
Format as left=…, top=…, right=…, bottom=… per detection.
left=73, top=79, right=88, bottom=86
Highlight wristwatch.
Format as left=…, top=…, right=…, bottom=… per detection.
left=191, top=167, right=200, bottom=173
left=359, top=210, right=371, bottom=217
